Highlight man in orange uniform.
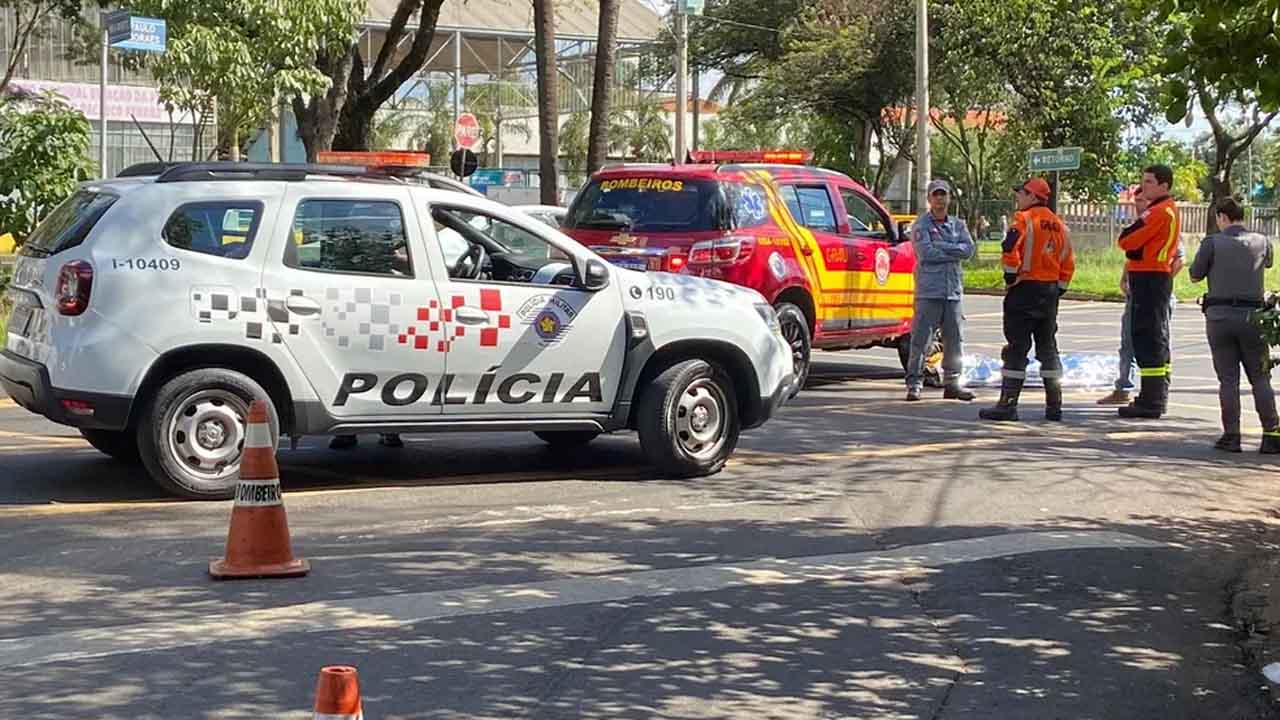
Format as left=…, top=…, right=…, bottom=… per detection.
left=1116, top=164, right=1181, bottom=419
left=980, top=178, right=1075, bottom=421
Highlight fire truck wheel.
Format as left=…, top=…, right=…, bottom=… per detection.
left=776, top=302, right=811, bottom=393
left=637, top=359, right=740, bottom=478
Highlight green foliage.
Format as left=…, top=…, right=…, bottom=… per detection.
left=129, top=0, right=363, bottom=155
left=0, top=92, right=92, bottom=244
left=0, top=0, right=87, bottom=96
left=1159, top=0, right=1280, bottom=122
left=935, top=0, right=1159, bottom=200
left=1116, top=137, right=1207, bottom=201
left=1254, top=294, right=1280, bottom=368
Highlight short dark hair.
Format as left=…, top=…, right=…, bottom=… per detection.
left=1144, top=164, right=1174, bottom=189
left=1216, top=196, right=1245, bottom=222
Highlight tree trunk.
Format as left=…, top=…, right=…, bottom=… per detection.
left=292, top=48, right=357, bottom=162
left=333, top=97, right=378, bottom=151
left=586, top=0, right=620, bottom=175
left=1208, top=173, right=1233, bottom=234
left=533, top=0, right=560, bottom=205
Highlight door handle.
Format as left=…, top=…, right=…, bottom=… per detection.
left=853, top=251, right=867, bottom=263
left=284, top=296, right=322, bottom=317
left=455, top=307, right=490, bottom=325
left=800, top=243, right=814, bottom=256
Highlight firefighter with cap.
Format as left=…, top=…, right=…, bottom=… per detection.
left=980, top=177, right=1075, bottom=421
left=1189, top=196, right=1280, bottom=454
left=904, top=178, right=977, bottom=402
left=1116, top=164, right=1181, bottom=419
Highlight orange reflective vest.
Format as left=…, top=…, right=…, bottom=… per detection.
left=1002, top=205, right=1075, bottom=288
left=1118, top=196, right=1180, bottom=273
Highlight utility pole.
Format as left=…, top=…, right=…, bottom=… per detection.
left=99, top=13, right=109, bottom=178
left=674, top=5, right=688, bottom=164
left=914, top=0, right=930, bottom=212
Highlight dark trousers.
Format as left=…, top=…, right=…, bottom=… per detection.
left=1001, top=281, right=1061, bottom=378
left=1206, top=309, right=1280, bottom=434
left=1129, top=272, right=1173, bottom=380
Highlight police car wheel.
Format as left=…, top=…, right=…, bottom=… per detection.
left=637, top=359, right=740, bottom=477
left=534, top=431, right=600, bottom=448
left=137, top=369, right=280, bottom=500
left=776, top=302, right=811, bottom=393
left=79, top=429, right=141, bottom=464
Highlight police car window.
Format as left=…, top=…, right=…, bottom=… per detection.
left=163, top=202, right=262, bottom=260
left=783, top=186, right=838, bottom=233
left=431, top=206, right=575, bottom=285
left=287, top=199, right=411, bottom=277
left=839, top=188, right=887, bottom=237
left=22, top=190, right=117, bottom=257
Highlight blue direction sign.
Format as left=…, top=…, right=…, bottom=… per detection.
left=107, top=12, right=166, bottom=54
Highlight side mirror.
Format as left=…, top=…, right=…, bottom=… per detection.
left=896, top=220, right=914, bottom=244
left=581, top=258, right=610, bottom=291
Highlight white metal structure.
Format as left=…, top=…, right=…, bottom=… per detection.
left=1, top=163, right=796, bottom=499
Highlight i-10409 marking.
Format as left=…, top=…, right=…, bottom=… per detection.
left=111, top=258, right=182, bottom=271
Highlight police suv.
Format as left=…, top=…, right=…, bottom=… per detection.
left=1, top=163, right=797, bottom=499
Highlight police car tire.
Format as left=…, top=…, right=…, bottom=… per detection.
left=136, top=369, right=280, bottom=500
left=637, top=359, right=740, bottom=478
left=79, top=429, right=141, bottom=464
left=534, top=431, right=600, bottom=448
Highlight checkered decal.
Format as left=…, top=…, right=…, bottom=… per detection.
left=397, top=288, right=512, bottom=352
left=190, top=286, right=529, bottom=353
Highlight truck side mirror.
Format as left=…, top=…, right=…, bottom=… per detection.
left=581, top=258, right=610, bottom=291
left=897, top=220, right=914, bottom=244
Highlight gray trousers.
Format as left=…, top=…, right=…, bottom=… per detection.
left=1206, top=309, right=1279, bottom=434
left=907, top=298, right=963, bottom=389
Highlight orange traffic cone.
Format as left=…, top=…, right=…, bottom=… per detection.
left=208, top=399, right=309, bottom=580
left=313, top=665, right=363, bottom=719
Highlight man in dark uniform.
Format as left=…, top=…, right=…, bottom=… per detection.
left=1189, top=196, right=1280, bottom=454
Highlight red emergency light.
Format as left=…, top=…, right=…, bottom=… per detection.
left=689, top=149, right=813, bottom=165
left=317, top=150, right=432, bottom=168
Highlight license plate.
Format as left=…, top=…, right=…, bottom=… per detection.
left=608, top=257, right=648, bottom=272
left=8, top=305, right=32, bottom=336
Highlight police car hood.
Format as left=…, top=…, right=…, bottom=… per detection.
left=622, top=269, right=766, bottom=306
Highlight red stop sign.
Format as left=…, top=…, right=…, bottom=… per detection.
left=454, top=113, right=481, bottom=150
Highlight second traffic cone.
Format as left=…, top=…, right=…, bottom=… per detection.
left=313, top=666, right=362, bottom=719
left=209, top=400, right=309, bottom=580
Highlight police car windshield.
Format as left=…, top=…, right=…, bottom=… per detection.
left=21, top=190, right=118, bottom=257
left=566, top=177, right=728, bottom=233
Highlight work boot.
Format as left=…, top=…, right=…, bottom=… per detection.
left=1096, top=389, right=1131, bottom=405
left=379, top=433, right=404, bottom=448
left=943, top=381, right=975, bottom=402
left=1119, top=376, right=1164, bottom=419
left=1214, top=433, right=1243, bottom=453
left=979, top=378, right=1023, bottom=422
left=1044, top=379, right=1063, bottom=422
left=905, top=387, right=922, bottom=402
left=329, top=434, right=358, bottom=450
left=1261, top=432, right=1280, bottom=455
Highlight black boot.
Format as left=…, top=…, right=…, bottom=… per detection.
left=1261, top=432, right=1280, bottom=455
left=944, top=381, right=975, bottom=402
left=1044, top=379, right=1063, bottom=421
left=1119, top=376, right=1164, bottom=419
left=1214, top=433, right=1243, bottom=453
left=979, top=378, right=1023, bottom=421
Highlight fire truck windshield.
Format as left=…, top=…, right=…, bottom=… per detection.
left=566, top=177, right=729, bottom=233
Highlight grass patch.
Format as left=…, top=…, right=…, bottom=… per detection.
left=966, top=240, right=1280, bottom=302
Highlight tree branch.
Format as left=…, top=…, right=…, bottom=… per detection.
left=367, top=0, right=420, bottom=84
left=366, top=0, right=445, bottom=109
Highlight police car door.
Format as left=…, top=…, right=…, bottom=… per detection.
left=421, top=198, right=626, bottom=416
left=261, top=183, right=445, bottom=419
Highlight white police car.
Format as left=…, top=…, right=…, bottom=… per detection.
left=1, top=163, right=797, bottom=499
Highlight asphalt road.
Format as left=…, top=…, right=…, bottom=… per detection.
left=2, top=295, right=1279, bottom=719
